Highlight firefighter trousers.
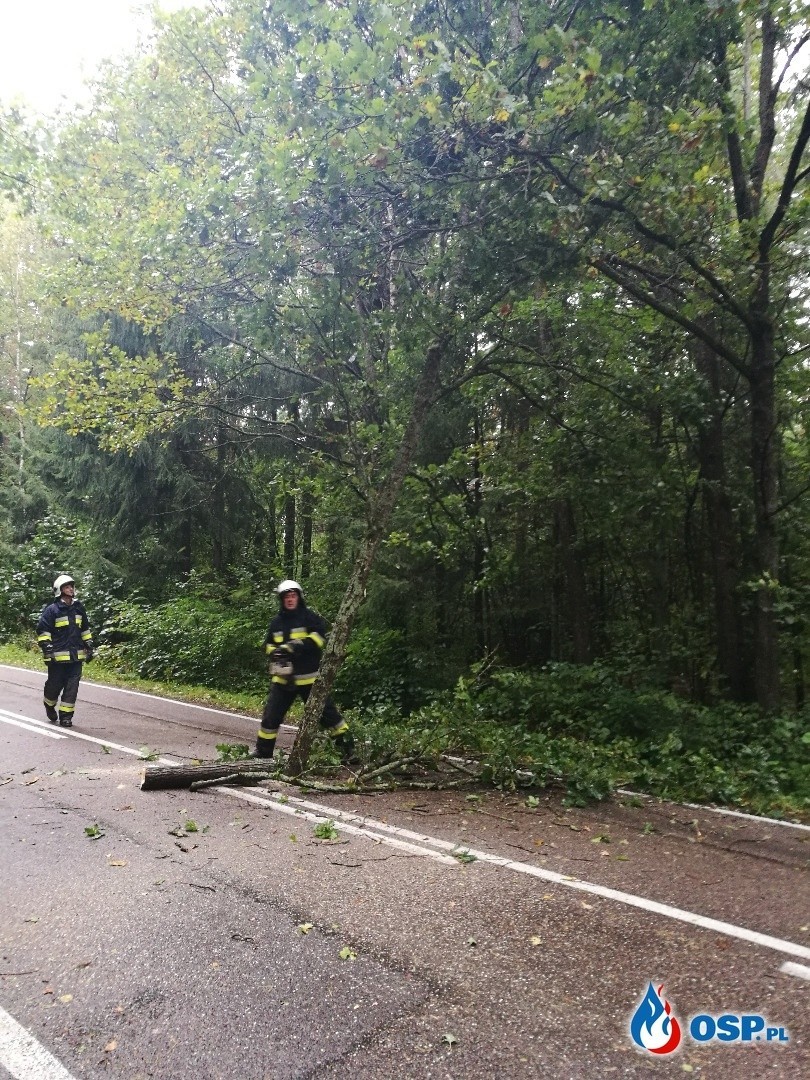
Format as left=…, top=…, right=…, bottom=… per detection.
left=256, top=682, right=351, bottom=757
left=44, top=661, right=83, bottom=724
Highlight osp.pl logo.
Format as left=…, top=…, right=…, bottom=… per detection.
left=630, top=982, right=682, bottom=1054
left=629, top=982, right=790, bottom=1055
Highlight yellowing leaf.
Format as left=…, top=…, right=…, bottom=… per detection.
left=108, top=859, right=127, bottom=867
left=297, top=923, right=314, bottom=934
left=530, top=936, right=542, bottom=946
left=104, top=1040, right=118, bottom=1053
left=59, top=994, right=73, bottom=1003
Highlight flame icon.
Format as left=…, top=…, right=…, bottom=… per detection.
left=630, top=982, right=682, bottom=1054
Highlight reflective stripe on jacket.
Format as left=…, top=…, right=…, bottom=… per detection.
left=264, top=606, right=327, bottom=686
left=37, top=599, right=93, bottom=662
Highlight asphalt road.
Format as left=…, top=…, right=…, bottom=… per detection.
left=0, top=663, right=808, bottom=1079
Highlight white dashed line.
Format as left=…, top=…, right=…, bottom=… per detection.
left=0, top=709, right=67, bottom=740
left=780, top=961, right=810, bottom=981
left=0, top=1005, right=78, bottom=1080
left=1, top=709, right=180, bottom=767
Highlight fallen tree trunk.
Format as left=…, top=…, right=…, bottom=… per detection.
left=140, top=760, right=276, bottom=791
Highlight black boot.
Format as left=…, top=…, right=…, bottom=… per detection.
left=45, top=705, right=58, bottom=723
left=335, top=732, right=359, bottom=766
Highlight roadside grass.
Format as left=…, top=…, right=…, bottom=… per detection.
left=0, top=641, right=265, bottom=718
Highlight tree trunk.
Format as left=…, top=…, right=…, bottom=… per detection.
left=287, top=337, right=446, bottom=775
left=140, top=760, right=275, bottom=790
left=211, top=422, right=227, bottom=573
left=301, top=487, right=313, bottom=581
left=553, top=498, right=591, bottom=664
left=468, top=431, right=487, bottom=657
left=748, top=318, right=780, bottom=711
left=283, top=493, right=296, bottom=577
left=693, top=339, right=746, bottom=700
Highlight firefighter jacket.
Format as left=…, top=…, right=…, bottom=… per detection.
left=37, top=599, right=94, bottom=662
left=264, top=603, right=327, bottom=686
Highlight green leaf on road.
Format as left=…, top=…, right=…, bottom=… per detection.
left=313, top=820, right=339, bottom=841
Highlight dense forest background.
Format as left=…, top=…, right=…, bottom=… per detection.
left=1, top=1, right=808, bottom=808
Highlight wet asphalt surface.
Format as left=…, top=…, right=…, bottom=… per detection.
left=0, top=663, right=808, bottom=1079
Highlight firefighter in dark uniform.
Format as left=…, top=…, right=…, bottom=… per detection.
left=255, top=580, right=356, bottom=762
left=37, top=574, right=94, bottom=727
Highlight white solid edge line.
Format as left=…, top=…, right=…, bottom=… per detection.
left=241, top=788, right=810, bottom=963
left=0, top=1004, right=78, bottom=1080
left=0, top=663, right=296, bottom=733
left=218, top=786, right=459, bottom=865
left=616, top=787, right=810, bottom=833
left=0, top=711, right=67, bottom=740
left=1, top=710, right=180, bottom=767
left=780, top=961, right=810, bottom=981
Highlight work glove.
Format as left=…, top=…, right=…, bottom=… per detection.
left=84, top=648, right=94, bottom=662
left=42, top=647, right=54, bottom=664
left=275, top=642, right=304, bottom=659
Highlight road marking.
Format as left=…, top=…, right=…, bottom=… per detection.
left=0, top=664, right=295, bottom=733
left=616, top=787, right=810, bottom=832
left=780, top=961, right=810, bottom=981
left=0, top=1005, right=78, bottom=1080
left=232, top=788, right=810, bottom=963
left=220, top=786, right=459, bottom=865
left=0, top=710, right=66, bottom=741
left=0, top=710, right=180, bottom=767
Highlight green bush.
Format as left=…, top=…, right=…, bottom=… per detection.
left=334, top=627, right=409, bottom=710
left=359, top=663, right=808, bottom=814
left=109, top=594, right=267, bottom=691
left=0, top=514, right=126, bottom=642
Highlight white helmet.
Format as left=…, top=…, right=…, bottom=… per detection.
left=53, top=574, right=75, bottom=596
left=276, top=579, right=302, bottom=595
